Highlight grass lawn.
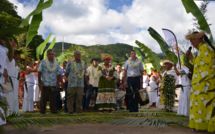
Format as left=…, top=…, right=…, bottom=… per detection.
left=4, top=108, right=188, bottom=128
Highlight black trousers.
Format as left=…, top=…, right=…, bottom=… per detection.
left=84, top=85, right=98, bottom=110
left=126, top=76, right=141, bottom=112
left=40, top=86, right=58, bottom=113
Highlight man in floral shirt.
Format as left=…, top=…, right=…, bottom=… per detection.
left=65, top=51, right=86, bottom=113
left=38, top=49, right=62, bottom=114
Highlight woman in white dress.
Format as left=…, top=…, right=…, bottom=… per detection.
left=177, top=65, right=191, bottom=116
left=0, top=42, right=8, bottom=125
left=22, top=64, right=35, bottom=112
left=142, top=70, right=149, bottom=89
left=147, top=74, right=158, bottom=108
left=32, top=62, right=40, bottom=109
left=5, top=59, right=19, bottom=114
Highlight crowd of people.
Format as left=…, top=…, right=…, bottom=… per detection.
left=0, top=31, right=214, bottom=132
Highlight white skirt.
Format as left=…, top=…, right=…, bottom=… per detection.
left=146, top=87, right=157, bottom=104
left=177, top=86, right=191, bottom=116
left=22, top=84, right=34, bottom=112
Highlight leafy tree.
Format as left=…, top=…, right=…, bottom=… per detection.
left=0, top=0, right=21, bottom=18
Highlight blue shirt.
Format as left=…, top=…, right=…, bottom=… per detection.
left=66, top=61, right=86, bottom=88
left=38, top=60, right=61, bottom=86
left=124, top=58, right=144, bottom=77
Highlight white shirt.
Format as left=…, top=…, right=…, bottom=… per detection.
left=0, top=45, right=8, bottom=84
left=86, top=65, right=101, bottom=87
left=142, top=75, right=149, bottom=88
left=178, top=65, right=191, bottom=86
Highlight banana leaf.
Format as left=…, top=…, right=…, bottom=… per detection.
left=148, top=27, right=178, bottom=64
left=43, top=37, right=56, bottom=59
left=36, top=34, right=52, bottom=60
left=135, top=40, right=161, bottom=71
left=181, top=0, right=213, bottom=43
left=19, top=0, right=53, bottom=46
left=25, top=13, right=42, bottom=46
left=133, top=47, right=144, bottom=62
left=19, top=0, right=53, bottom=28
left=57, top=52, right=73, bottom=64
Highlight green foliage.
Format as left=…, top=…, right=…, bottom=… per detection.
left=181, top=0, right=213, bottom=42
left=19, top=0, right=53, bottom=46
left=36, top=34, right=52, bottom=60
left=148, top=27, right=178, bottom=64
left=162, top=75, right=176, bottom=112
left=19, top=0, right=53, bottom=28
left=25, top=13, right=43, bottom=47
left=57, top=44, right=89, bottom=64
left=133, top=47, right=144, bottom=61
left=55, top=43, right=133, bottom=65
left=0, top=0, right=21, bottom=18
left=43, top=37, right=56, bottom=59
left=135, top=40, right=161, bottom=71
left=28, top=35, right=45, bottom=59
left=0, top=12, right=26, bottom=37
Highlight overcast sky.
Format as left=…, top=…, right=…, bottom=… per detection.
left=9, top=0, right=215, bottom=53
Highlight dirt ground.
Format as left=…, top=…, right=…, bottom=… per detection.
left=3, top=123, right=209, bottom=134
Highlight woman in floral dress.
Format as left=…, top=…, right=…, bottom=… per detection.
left=186, top=32, right=215, bottom=132
left=95, top=55, right=116, bottom=111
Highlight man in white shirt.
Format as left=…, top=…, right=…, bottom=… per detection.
left=124, top=50, right=144, bottom=112
left=84, top=58, right=101, bottom=110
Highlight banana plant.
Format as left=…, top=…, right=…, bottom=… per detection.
left=133, top=47, right=144, bottom=62
left=181, top=0, right=213, bottom=43
left=36, top=34, right=52, bottom=60
left=57, top=51, right=73, bottom=64
left=148, top=27, right=178, bottom=64
left=135, top=40, right=161, bottom=71
left=19, top=0, right=53, bottom=46
left=43, top=37, right=56, bottom=59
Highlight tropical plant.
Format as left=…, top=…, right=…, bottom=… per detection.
left=148, top=27, right=178, bottom=64
left=135, top=40, right=161, bottom=71
left=43, top=37, right=56, bottom=59
left=36, top=34, right=52, bottom=60
left=181, top=0, right=213, bottom=43
left=19, top=0, right=53, bottom=46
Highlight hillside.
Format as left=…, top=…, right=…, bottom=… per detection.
left=52, top=42, right=134, bottom=64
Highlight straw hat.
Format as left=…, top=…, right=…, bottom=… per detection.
left=162, top=60, right=174, bottom=65
left=185, top=32, right=205, bottom=40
